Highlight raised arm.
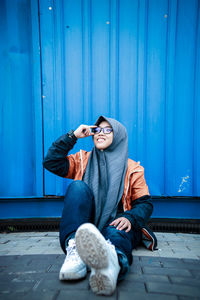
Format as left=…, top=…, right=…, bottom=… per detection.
left=43, top=125, right=96, bottom=177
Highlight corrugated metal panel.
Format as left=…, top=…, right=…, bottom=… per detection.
left=0, top=0, right=43, bottom=197
left=39, top=0, right=200, bottom=197
left=0, top=0, right=199, bottom=208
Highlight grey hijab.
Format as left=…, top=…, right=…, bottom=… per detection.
left=83, top=116, right=128, bottom=231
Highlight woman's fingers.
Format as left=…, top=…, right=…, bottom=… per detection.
left=74, top=125, right=97, bottom=138
left=110, top=217, right=124, bottom=227
left=86, top=125, right=97, bottom=136
left=82, top=128, right=92, bottom=136
left=117, top=220, right=128, bottom=230
left=118, top=221, right=131, bottom=232
left=117, top=221, right=131, bottom=232
left=109, top=219, right=120, bottom=226
left=110, top=217, right=131, bottom=232
left=125, top=225, right=131, bottom=233
left=82, top=126, right=96, bottom=136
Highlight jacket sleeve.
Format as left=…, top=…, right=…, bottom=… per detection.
left=131, top=169, right=150, bottom=201
left=122, top=195, right=153, bottom=230
left=43, top=134, right=77, bottom=177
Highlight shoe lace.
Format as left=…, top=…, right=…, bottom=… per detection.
left=66, top=239, right=81, bottom=261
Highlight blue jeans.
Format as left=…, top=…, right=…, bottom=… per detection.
left=59, top=180, right=142, bottom=280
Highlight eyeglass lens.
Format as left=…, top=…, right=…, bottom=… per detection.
left=92, top=127, right=113, bottom=134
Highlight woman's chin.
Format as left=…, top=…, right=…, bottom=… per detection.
left=95, top=143, right=107, bottom=150
left=94, top=140, right=112, bottom=150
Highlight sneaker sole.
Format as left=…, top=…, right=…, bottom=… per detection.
left=75, top=223, right=109, bottom=269
left=89, top=271, right=115, bottom=295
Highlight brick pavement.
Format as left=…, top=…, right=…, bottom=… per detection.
left=0, top=232, right=200, bottom=299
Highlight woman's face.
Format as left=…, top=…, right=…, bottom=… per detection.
left=93, top=120, right=114, bottom=150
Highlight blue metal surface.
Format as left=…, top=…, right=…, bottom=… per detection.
left=0, top=198, right=64, bottom=219
left=0, top=197, right=200, bottom=220
left=39, top=0, right=200, bottom=198
left=0, top=0, right=200, bottom=219
left=0, top=0, right=43, bottom=197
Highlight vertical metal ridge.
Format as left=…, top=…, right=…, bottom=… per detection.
left=62, top=0, right=66, bottom=130
left=60, top=0, right=66, bottom=194
left=61, top=0, right=66, bottom=135
left=193, top=0, right=200, bottom=196
left=163, top=0, right=170, bottom=195
left=173, top=0, right=178, bottom=157
left=109, top=0, right=119, bottom=118
left=116, top=0, right=119, bottom=120
left=52, top=0, right=64, bottom=195
left=81, top=0, right=85, bottom=122
left=143, top=0, right=149, bottom=165
left=173, top=0, right=178, bottom=98
left=52, top=1, right=56, bottom=138
left=135, top=0, right=139, bottom=161
left=136, top=0, right=145, bottom=164
left=89, top=0, right=93, bottom=122
left=108, top=0, right=111, bottom=116
left=81, top=0, right=91, bottom=124
left=37, top=0, right=45, bottom=196
left=164, top=0, right=178, bottom=195
left=172, top=0, right=178, bottom=193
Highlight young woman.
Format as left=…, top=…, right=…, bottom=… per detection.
left=43, top=116, right=156, bottom=295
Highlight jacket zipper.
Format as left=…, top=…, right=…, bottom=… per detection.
left=80, top=150, right=83, bottom=177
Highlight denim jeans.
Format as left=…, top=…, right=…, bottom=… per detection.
left=59, top=180, right=142, bottom=280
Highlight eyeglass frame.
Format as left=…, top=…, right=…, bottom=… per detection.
left=92, top=126, right=113, bottom=135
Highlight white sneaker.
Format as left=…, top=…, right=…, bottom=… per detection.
left=75, top=223, right=120, bottom=295
left=59, top=239, right=87, bottom=280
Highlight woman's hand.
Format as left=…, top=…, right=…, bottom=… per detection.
left=74, top=125, right=97, bottom=139
left=109, top=217, right=132, bottom=233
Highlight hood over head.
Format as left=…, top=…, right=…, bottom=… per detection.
left=95, top=115, right=128, bottom=151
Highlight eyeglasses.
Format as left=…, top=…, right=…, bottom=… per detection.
left=92, top=127, right=113, bottom=134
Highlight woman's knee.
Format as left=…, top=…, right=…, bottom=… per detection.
left=66, top=180, right=92, bottom=196
left=103, top=225, right=132, bottom=239
left=64, top=180, right=94, bottom=207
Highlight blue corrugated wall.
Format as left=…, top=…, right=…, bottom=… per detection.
left=0, top=0, right=200, bottom=219
left=0, top=0, right=43, bottom=198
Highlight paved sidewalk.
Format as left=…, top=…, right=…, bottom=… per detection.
left=0, top=232, right=200, bottom=299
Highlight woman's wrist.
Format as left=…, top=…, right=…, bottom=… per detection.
left=67, top=130, right=77, bottom=141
